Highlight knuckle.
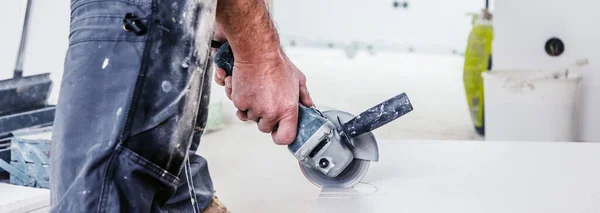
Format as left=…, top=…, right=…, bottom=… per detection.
left=298, top=72, right=306, bottom=80
left=231, top=95, right=240, bottom=104
left=232, top=98, right=245, bottom=110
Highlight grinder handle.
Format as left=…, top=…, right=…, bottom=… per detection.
left=341, top=93, right=413, bottom=138
left=213, top=41, right=234, bottom=76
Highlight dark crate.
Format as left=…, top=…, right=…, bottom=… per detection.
left=0, top=138, right=50, bottom=188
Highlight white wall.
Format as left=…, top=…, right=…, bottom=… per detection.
left=0, top=0, right=489, bottom=138
left=493, top=0, right=600, bottom=141
left=272, top=0, right=488, bottom=54
left=0, top=0, right=70, bottom=105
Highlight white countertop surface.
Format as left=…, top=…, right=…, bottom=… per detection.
left=313, top=140, right=600, bottom=213
left=4, top=137, right=600, bottom=213
left=0, top=183, right=48, bottom=213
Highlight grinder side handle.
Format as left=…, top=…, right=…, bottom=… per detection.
left=342, top=93, right=413, bottom=138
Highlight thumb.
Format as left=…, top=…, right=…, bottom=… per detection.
left=299, top=85, right=314, bottom=107
left=271, top=108, right=299, bottom=145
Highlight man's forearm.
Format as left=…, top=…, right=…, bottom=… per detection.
left=216, top=0, right=281, bottom=63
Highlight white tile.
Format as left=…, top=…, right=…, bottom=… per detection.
left=0, top=184, right=49, bottom=213
left=314, top=140, right=600, bottom=213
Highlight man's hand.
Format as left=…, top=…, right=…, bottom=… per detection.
left=214, top=48, right=314, bottom=145
left=214, top=0, right=314, bottom=145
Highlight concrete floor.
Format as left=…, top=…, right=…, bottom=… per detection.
left=0, top=47, right=480, bottom=212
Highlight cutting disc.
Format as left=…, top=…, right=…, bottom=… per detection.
left=299, top=109, right=375, bottom=188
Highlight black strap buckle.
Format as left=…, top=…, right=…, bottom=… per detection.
left=122, top=13, right=147, bottom=35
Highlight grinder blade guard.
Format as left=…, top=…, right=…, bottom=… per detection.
left=290, top=93, right=414, bottom=188
left=287, top=106, right=355, bottom=179
left=296, top=109, right=374, bottom=188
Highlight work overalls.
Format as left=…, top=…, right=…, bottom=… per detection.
left=49, top=0, right=217, bottom=212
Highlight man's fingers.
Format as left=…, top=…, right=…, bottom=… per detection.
left=271, top=111, right=298, bottom=145
left=299, top=85, right=314, bottom=107
left=214, top=22, right=226, bottom=42
left=246, top=110, right=261, bottom=123
left=225, top=77, right=232, bottom=100
left=214, top=68, right=226, bottom=86
left=236, top=110, right=248, bottom=122
left=257, top=116, right=277, bottom=133
left=224, top=77, right=232, bottom=88
left=225, top=87, right=232, bottom=100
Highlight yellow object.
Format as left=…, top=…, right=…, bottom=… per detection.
left=463, top=13, right=493, bottom=133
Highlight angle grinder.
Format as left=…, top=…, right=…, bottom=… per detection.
left=212, top=41, right=414, bottom=188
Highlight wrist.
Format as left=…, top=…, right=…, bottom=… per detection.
left=215, top=0, right=283, bottom=64
left=230, top=38, right=283, bottom=64
left=233, top=46, right=284, bottom=67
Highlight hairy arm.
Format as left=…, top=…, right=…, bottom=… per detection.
left=216, top=0, right=280, bottom=63
left=213, top=0, right=313, bottom=145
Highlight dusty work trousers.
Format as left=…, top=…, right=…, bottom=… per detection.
left=49, top=0, right=217, bottom=212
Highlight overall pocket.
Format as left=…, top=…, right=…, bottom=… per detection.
left=100, top=145, right=181, bottom=212
left=69, top=0, right=152, bottom=46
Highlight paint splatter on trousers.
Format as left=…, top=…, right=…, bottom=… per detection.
left=50, top=0, right=217, bottom=212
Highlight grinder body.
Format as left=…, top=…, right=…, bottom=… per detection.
left=287, top=106, right=354, bottom=178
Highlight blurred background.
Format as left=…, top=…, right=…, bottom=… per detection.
left=4, top=0, right=600, bottom=212
left=0, top=0, right=493, bottom=142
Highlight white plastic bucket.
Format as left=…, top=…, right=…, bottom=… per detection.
left=482, top=70, right=582, bottom=142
